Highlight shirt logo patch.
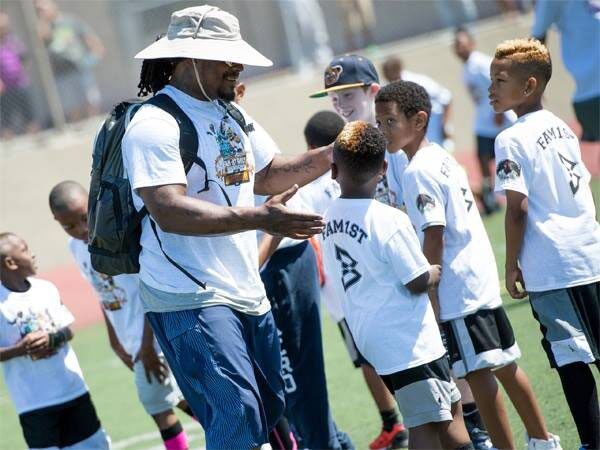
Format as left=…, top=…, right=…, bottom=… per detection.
left=334, top=244, right=361, bottom=291
left=324, top=65, right=343, bottom=86
left=496, top=159, right=521, bottom=181
left=208, top=118, right=251, bottom=186
left=416, top=193, right=435, bottom=213
left=558, top=153, right=581, bottom=195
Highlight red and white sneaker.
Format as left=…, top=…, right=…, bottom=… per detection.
left=368, top=423, right=409, bottom=450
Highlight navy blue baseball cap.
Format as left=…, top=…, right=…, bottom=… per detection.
left=310, top=54, right=379, bottom=98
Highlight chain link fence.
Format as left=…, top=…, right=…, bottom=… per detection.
left=0, top=0, right=518, bottom=140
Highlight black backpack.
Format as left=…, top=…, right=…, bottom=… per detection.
left=87, top=93, right=250, bottom=288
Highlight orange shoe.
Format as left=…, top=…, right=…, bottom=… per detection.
left=368, top=423, right=408, bottom=450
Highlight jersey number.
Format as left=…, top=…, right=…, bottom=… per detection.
left=558, top=153, right=581, bottom=195
left=461, top=187, right=474, bottom=211
left=334, top=245, right=362, bottom=291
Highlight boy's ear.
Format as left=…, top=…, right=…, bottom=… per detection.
left=331, top=162, right=338, bottom=180
left=369, top=83, right=381, bottom=96
left=380, top=159, right=388, bottom=178
left=524, top=76, right=538, bottom=96
left=2, top=256, right=17, bottom=271
left=414, top=111, right=429, bottom=132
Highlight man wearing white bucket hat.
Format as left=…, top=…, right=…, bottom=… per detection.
left=121, top=5, right=333, bottom=450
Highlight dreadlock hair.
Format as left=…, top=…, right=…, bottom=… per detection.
left=136, top=34, right=184, bottom=97
left=137, top=58, right=183, bottom=97
left=333, top=121, right=387, bottom=185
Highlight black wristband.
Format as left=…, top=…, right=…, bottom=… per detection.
left=49, top=329, right=67, bottom=350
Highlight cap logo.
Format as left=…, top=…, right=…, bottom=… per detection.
left=325, top=65, right=343, bottom=86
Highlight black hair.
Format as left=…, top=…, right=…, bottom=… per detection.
left=333, top=121, right=387, bottom=184
left=137, top=58, right=183, bottom=97
left=375, top=80, right=432, bottom=129
left=136, top=35, right=183, bottom=97
left=49, top=180, right=87, bottom=214
left=304, top=111, right=346, bottom=148
left=455, top=25, right=473, bottom=39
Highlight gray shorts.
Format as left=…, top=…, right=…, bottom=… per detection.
left=441, top=306, right=521, bottom=378
left=529, top=281, right=599, bottom=368
left=381, top=356, right=461, bottom=428
left=133, top=354, right=184, bottom=415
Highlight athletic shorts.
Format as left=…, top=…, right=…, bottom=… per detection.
left=441, top=306, right=521, bottom=378
left=529, top=281, right=600, bottom=369
left=18, top=392, right=110, bottom=450
left=573, top=96, right=600, bottom=142
left=146, top=305, right=285, bottom=450
left=337, top=318, right=368, bottom=368
left=133, top=354, right=184, bottom=415
left=381, top=355, right=461, bottom=428
left=476, top=135, right=496, bottom=160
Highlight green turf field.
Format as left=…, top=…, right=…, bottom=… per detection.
left=1, top=180, right=599, bottom=450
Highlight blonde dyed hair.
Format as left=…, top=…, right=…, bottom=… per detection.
left=494, top=38, right=552, bottom=84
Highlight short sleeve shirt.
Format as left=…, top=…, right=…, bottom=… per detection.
left=0, top=279, right=87, bottom=414
left=322, top=198, right=445, bottom=374
left=402, top=144, right=502, bottom=320
left=494, top=109, right=600, bottom=291
left=122, top=85, right=277, bottom=314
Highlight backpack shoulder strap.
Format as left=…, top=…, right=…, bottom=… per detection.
left=217, top=99, right=255, bottom=135
left=146, top=94, right=199, bottom=173
left=139, top=94, right=206, bottom=289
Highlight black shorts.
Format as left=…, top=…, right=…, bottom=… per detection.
left=573, top=96, right=600, bottom=142
left=440, top=306, right=521, bottom=378
left=19, top=392, right=102, bottom=449
left=337, top=318, right=369, bottom=368
left=476, top=135, right=496, bottom=160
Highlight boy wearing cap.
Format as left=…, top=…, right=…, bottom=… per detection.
left=123, top=6, right=334, bottom=450
left=311, top=54, right=409, bottom=450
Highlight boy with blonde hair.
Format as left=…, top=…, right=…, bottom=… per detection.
left=491, top=38, right=600, bottom=450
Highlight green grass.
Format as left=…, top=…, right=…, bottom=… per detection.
left=2, top=180, right=599, bottom=449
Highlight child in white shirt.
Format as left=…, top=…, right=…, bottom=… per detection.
left=49, top=180, right=192, bottom=450
left=375, top=79, right=560, bottom=450
left=321, top=120, right=473, bottom=450
left=491, top=38, right=600, bottom=450
left=0, top=232, right=110, bottom=450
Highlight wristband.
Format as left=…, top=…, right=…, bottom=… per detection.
left=49, top=329, right=68, bottom=350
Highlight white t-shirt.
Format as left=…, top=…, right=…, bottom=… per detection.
left=322, top=198, right=446, bottom=375
left=382, top=151, right=407, bottom=208
left=494, top=109, right=600, bottom=291
left=462, top=51, right=516, bottom=137
left=122, top=85, right=278, bottom=314
left=69, top=238, right=152, bottom=356
left=402, top=70, right=452, bottom=145
left=0, top=279, right=88, bottom=414
left=402, top=144, right=502, bottom=321
left=532, top=0, right=600, bottom=102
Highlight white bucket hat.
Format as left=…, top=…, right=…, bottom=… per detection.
left=134, top=5, right=273, bottom=67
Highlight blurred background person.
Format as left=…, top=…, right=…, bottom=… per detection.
left=0, top=12, right=39, bottom=139
left=34, top=0, right=105, bottom=122
left=532, top=0, right=600, bottom=142
left=453, top=27, right=516, bottom=215
left=279, top=0, right=333, bottom=75
left=340, top=0, right=376, bottom=51
left=381, top=55, right=454, bottom=151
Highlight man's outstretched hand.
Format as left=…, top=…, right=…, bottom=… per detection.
left=259, top=184, right=325, bottom=240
